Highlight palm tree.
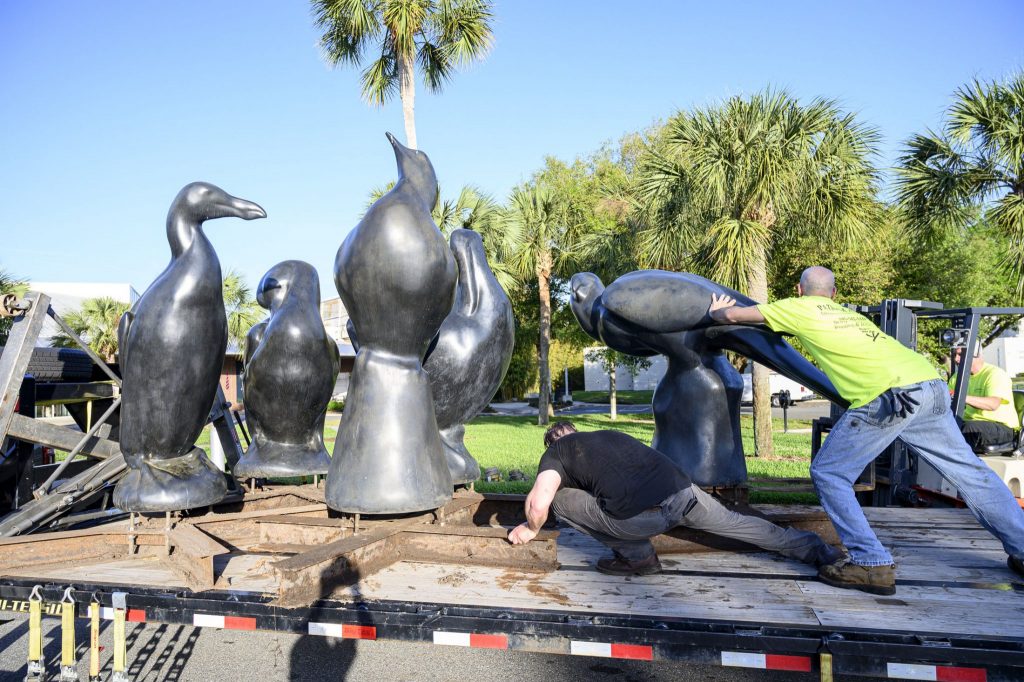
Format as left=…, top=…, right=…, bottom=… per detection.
left=223, top=269, right=264, bottom=351
left=636, top=89, right=880, bottom=457
left=312, top=0, right=494, bottom=148
left=51, top=297, right=131, bottom=362
left=503, top=183, right=562, bottom=425
left=895, top=72, right=1024, bottom=293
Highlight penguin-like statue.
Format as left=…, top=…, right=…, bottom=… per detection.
left=423, top=229, right=515, bottom=485
left=234, top=260, right=340, bottom=479
left=570, top=270, right=845, bottom=486
left=113, top=182, right=266, bottom=512
left=326, top=133, right=458, bottom=514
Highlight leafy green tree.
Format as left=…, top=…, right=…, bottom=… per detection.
left=894, top=220, right=1019, bottom=365
left=895, top=72, right=1024, bottom=292
left=51, top=297, right=131, bottom=361
left=223, top=269, right=264, bottom=351
left=586, top=347, right=652, bottom=420
left=636, top=89, right=880, bottom=457
left=545, top=135, right=651, bottom=283
left=769, top=209, right=902, bottom=306
left=312, top=0, right=494, bottom=148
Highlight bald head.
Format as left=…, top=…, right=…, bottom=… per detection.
left=798, top=266, right=836, bottom=298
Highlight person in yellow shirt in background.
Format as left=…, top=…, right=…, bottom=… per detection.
left=708, top=265, right=1024, bottom=596
left=949, top=347, right=1019, bottom=452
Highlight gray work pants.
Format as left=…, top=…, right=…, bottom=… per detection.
left=551, top=485, right=829, bottom=563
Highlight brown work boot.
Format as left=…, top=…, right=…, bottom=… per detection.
left=596, top=553, right=662, bottom=576
left=1009, top=555, right=1024, bottom=579
left=818, top=558, right=896, bottom=595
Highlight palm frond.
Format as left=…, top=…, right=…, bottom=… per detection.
left=418, top=40, right=454, bottom=91
left=359, top=49, right=398, bottom=105
left=433, top=0, right=494, bottom=65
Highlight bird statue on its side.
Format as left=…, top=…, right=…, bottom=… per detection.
left=570, top=270, right=843, bottom=486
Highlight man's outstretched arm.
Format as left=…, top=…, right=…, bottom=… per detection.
left=508, top=470, right=561, bottom=545
left=708, top=292, right=766, bottom=325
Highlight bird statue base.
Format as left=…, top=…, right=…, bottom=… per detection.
left=113, top=448, right=228, bottom=512
left=326, top=350, right=453, bottom=514
left=233, top=437, right=330, bottom=479
left=441, top=425, right=481, bottom=485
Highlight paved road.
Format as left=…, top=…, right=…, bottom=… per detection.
left=490, top=400, right=832, bottom=422
left=0, top=615, right=886, bottom=682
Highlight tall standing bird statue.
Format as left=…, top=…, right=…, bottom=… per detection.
left=424, top=229, right=515, bottom=485
left=234, top=260, right=339, bottom=479
left=327, top=133, right=458, bottom=514
left=113, top=182, right=266, bottom=512
left=570, top=270, right=844, bottom=486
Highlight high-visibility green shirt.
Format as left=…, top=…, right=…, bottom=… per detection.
left=948, top=364, right=1019, bottom=430
left=756, top=296, right=939, bottom=408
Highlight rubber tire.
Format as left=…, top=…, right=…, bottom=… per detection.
left=0, top=346, right=94, bottom=382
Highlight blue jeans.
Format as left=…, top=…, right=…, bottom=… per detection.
left=812, top=378, right=1024, bottom=566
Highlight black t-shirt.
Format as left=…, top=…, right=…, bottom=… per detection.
left=538, top=431, right=691, bottom=520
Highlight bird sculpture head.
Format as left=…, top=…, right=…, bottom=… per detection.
left=257, top=260, right=318, bottom=310
left=170, top=182, right=267, bottom=225
left=570, top=272, right=606, bottom=340
left=386, top=132, right=439, bottom=211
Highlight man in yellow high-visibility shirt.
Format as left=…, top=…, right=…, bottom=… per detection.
left=708, top=265, right=1024, bottom=596
left=949, top=347, right=1019, bottom=452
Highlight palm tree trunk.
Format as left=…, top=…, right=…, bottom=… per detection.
left=398, top=51, right=417, bottom=149
left=609, top=361, right=618, bottom=421
left=536, top=249, right=553, bottom=426
left=747, top=245, right=775, bottom=458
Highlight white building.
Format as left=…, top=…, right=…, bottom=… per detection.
left=583, top=347, right=667, bottom=392
left=320, top=296, right=357, bottom=399
left=29, top=282, right=140, bottom=347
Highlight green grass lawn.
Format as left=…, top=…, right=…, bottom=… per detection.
left=571, top=390, right=655, bottom=405
left=464, top=413, right=817, bottom=503
left=191, top=412, right=816, bottom=503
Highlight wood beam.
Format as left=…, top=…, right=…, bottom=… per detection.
left=7, top=413, right=120, bottom=459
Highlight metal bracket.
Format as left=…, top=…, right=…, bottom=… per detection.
left=1, top=294, right=31, bottom=318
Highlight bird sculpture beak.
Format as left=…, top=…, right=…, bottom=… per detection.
left=227, top=196, right=267, bottom=221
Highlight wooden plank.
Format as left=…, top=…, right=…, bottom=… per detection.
left=190, top=503, right=327, bottom=526
left=247, top=543, right=310, bottom=555
left=329, top=561, right=820, bottom=625
left=398, top=528, right=559, bottom=571
left=271, top=494, right=486, bottom=606
left=0, top=292, right=50, bottom=439
left=258, top=520, right=350, bottom=546
left=0, top=532, right=124, bottom=572
left=165, top=524, right=228, bottom=590
left=256, top=515, right=353, bottom=527
left=274, top=527, right=403, bottom=607
left=7, top=414, right=120, bottom=459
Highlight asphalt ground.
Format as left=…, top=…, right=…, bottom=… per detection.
left=489, top=399, right=832, bottom=422
left=0, top=614, right=891, bottom=682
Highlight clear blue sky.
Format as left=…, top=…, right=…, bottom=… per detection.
left=2, top=1, right=1022, bottom=295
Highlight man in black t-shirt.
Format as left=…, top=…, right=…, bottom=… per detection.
left=509, top=422, right=840, bottom=576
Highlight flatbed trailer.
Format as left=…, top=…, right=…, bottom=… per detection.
left=0, top=489, right=1021, bottom=681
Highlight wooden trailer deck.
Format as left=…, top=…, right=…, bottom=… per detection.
left=1, top=489, right=1020, bottom=644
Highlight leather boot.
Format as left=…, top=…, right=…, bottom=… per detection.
left=818, top=558, right=896, bottom=595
